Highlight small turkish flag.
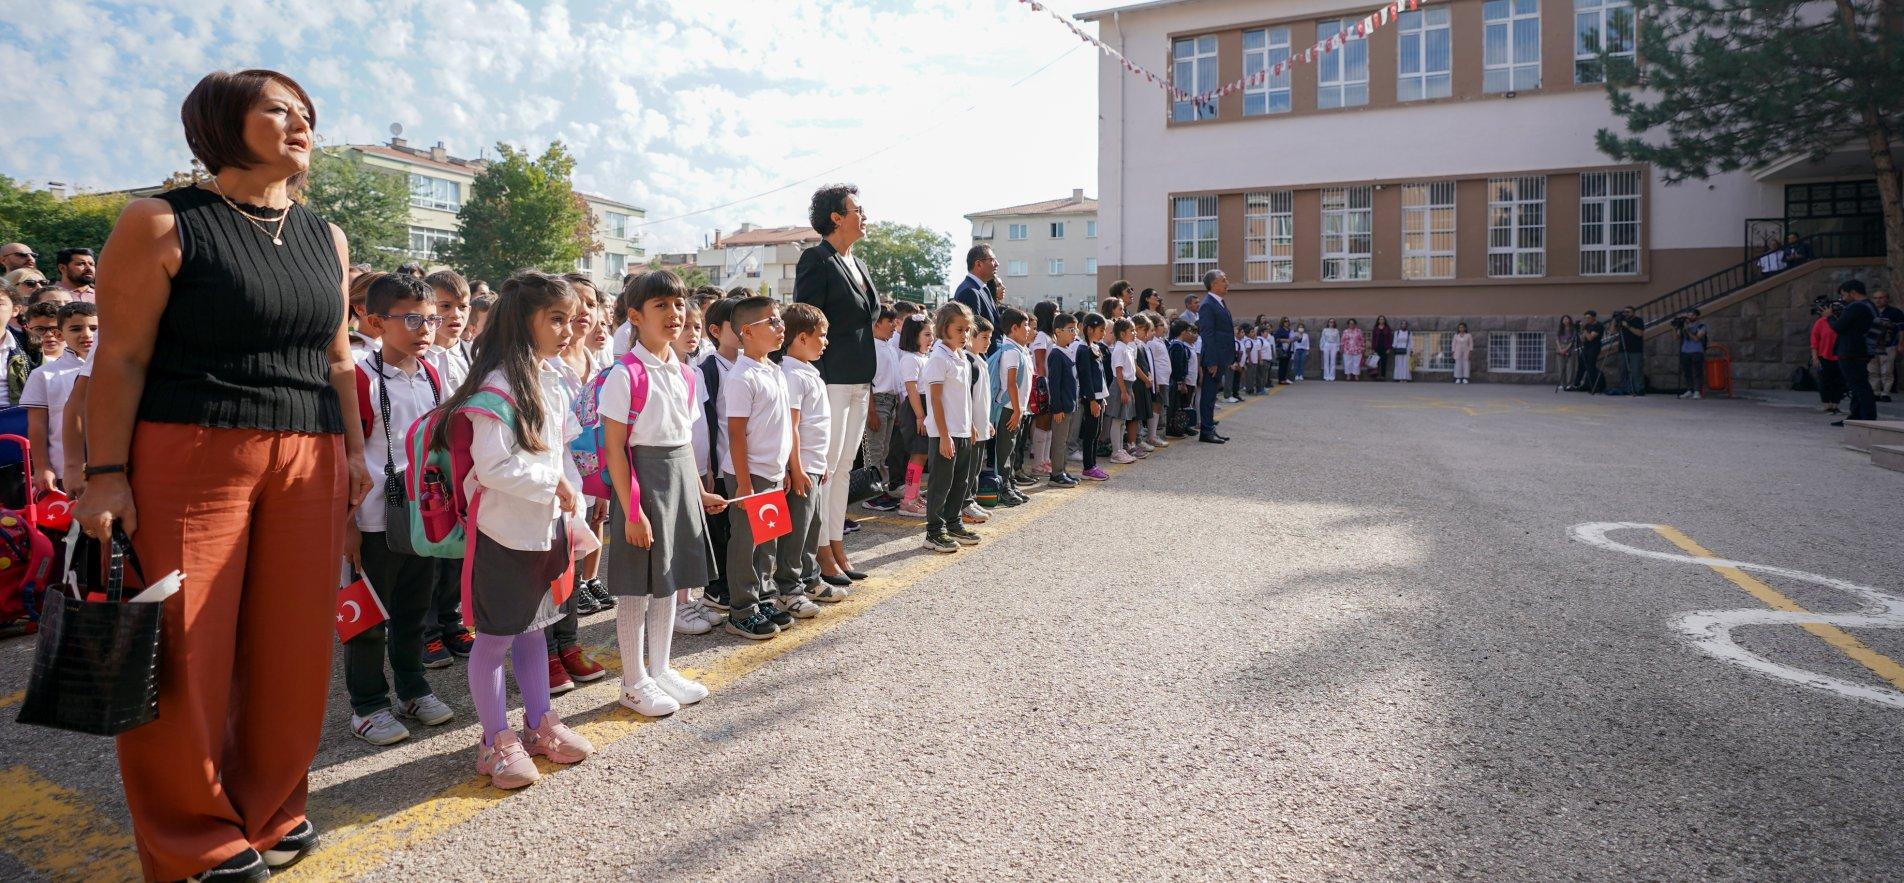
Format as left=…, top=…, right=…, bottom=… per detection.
left=336, top=573, right=389, bottom=643
left=35, top=489, right=71, bottom=532
left=736, top=489, right=792, bottom=546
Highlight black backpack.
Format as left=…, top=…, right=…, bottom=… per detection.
left=1791, top=365, right=1818, bottom=392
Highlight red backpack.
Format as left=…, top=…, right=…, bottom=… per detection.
left=0, top=434, right=56, bottom=632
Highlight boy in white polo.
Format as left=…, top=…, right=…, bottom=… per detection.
left=774, top=302, right=837, bottom=612
left=721, top=297, right=794, bottom=640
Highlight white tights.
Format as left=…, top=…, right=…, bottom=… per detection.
left=615, top=593, right=677, bottom=691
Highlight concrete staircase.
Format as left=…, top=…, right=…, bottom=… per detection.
left=1844, top=420, right=1904, bottom=472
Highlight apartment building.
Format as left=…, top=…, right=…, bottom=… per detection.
left=966, top=189, right=1102, bottom=309
left=695, top=224, right=823, bottom=301
left=1081, top=0, right=1886, bottom=378
left=345, top=137, right=646, bottom=277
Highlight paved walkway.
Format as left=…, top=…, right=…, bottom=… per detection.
left=1, top=382, right=1900, bottom=880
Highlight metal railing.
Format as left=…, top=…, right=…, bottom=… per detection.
left=1635, top=229, right=1885, bottom=328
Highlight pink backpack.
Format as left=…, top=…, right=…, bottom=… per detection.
left=570, top=352, right=695, bottom=501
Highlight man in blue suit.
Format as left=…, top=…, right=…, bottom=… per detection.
left=1195, top=269, right=1235, bottom=443
left=952, top=244, right=1002, bottom=355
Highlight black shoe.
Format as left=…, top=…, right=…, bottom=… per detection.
left=1831, top=419, right=1846, bottom=427
left=573, top=587, right=601, bottom=616
left=1198, top=433, right=1226, bottom=443
left=862, top=494, right=900, bottom=512
left=1011, top=471, right=1035, bottom=486
left=759, top=600, right=795, bottom=629
left=444, top=628, right=475, bottom=658
left=1882, top=395, right=1894, bottom=403
left=843, top=518, right=861, bottom=535
left=725, top=610, right=778, bottom=640
left=820, top=572, right=852, bottom=588
left=263, top=820, right=318, bottom=870
left=189, top=848, right=270, bottom=882
left=421, top=638, right=453, bottom=670
left=704, top=589, right=731, bottom=611
left=947, top=527, right=981, bottom=546
left=587, top=578, right=615, bottom=609
left=843, top=569, right=869, bottom=581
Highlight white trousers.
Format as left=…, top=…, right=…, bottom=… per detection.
left=820, top=383, right=871, bottom=543
left=1394, top=352, right=1412, bottom=381
left=1320, top=344, right=1339, bottom=380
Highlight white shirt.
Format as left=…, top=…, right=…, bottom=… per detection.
left=922, top=342, right=974, bottom=439
left=842, top=254, right=868, bottom=292
left=781, top=356, right=830, bottom=475
left=872, top=335, right=901, bottom=395
left=1111, top=340, right=1138, bottom=384
left=1394, top=329, right=1412, bottom=350
left=1321, top=327, right=1341, bottom=347
left=721, top=354, right=792, bottom=482
left=77, top=338, right=94, bottom=378
left=1030, top=330, right=1052, bottom=376
left=968, top=352, right=993, bottom=442
left=354, top=352, right=445, bottom=533
left=703, top=351, right=738, bottom=473
left=1146, top=338, right=1170, bottom=388
left=995, top=342, right=1032, bottom=414
left=612, top=321, right=634, bottom=357
left=425, top=340, right=473, bottom=391
left=466, top=364, right=586, bottom=552
left=1295, top=332, right=1311, bottom=349
left=899, top=350, right=928, bottom=396
left=19, top=351, right=84, bottom=479
left=600, top=344, right=693, bottom=448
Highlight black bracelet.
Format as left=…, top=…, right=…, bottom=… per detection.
left=83, top=464, right=129, bottom=478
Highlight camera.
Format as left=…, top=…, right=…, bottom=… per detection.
left=1811, top=295, right=1844, bottom=317
left=1669, top=315, right=1688, bottom=329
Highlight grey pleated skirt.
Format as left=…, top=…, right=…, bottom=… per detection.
left=469, top=518, right=571, bottom=636
left=604, top=444, right=713, bottom=598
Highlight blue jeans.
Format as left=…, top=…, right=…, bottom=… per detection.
left=1621, top=352, right=1645, bottom=395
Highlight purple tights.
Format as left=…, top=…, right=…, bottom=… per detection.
left=468, top=630, right=550, bottom=744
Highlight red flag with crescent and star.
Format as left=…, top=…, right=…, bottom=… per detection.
left=336, top=573, right=390, bottom=643
left=736, top=489, right=793, bottom=546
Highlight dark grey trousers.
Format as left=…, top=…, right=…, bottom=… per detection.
left=772, top=471, right=823, bottom=595
left=723, top=472, right=783, bottom=613
left=925, top=437, right=975, bottom=535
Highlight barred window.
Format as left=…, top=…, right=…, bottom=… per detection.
left=1487, top=331, right=1548, bottom=373
left=1172, top=195, right=1219, bottom=285
left=1487, top=176, right=1546, bottom=277
left=1402, top=182, right=1457, bottom=279
left=1321, top=187, right=1373, bottom=281
left=1245, top=191, right=1294, bottom=283
left=1580, top=170, right=1642, bottom=275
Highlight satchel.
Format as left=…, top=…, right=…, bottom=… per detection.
left=17, top=524, right=163, bottom=736
left=372, top=352, right=439, bottom=557
left=847, top=466, right=886, bottom=505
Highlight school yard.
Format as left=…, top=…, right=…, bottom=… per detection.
left=0, top=381, right=1899, bottom=881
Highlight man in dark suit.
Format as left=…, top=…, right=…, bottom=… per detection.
left=952, top=244, right=1002, bottom=355
left=1195, top=269, right=1235, bottom=443
left=795, top=183, right=881, bottom=584
left=1830, top=279, right=1878, bottom=424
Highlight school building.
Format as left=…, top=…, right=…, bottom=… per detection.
left=1081, top=0, right=1890, bottom=384
left=965, top=189, right=1102, bottom=310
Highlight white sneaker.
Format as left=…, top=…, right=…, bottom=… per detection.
left=783, top=595, right=821, bottom=619
left=1130, top=446, right=1149, bottom=459
left=396, top=693, right=455, bottom=726
left=351, top=709, right=410, bottom=746
left=961, top=502, right=990, bottom=522
left=1067, top=449, right=1084, bottom=462
left=655, top=668, right=709, bottom=705
left=689, top=599, right=725, bottom=627
left=619, top=677, right=681, bottom=717
left=1678, top=391, right=1691, bottom=399
left=1151, top=437, right=1170, bottom=448
left=674, top=603, right=713, bottom=635
left=1109, top=450, right=1136, bottom=464
left=1138, top=441, right=1157, bottom=452
left=1692, top=392, right=1702, bottom=399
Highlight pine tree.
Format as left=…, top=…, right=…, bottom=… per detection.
left=439, top=142, right=597, bottom=283
left=1596, top=0, right=1903, bottom=294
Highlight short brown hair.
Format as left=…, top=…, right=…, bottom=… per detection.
left=180, top=70, right=317, bottom=186
left=782, top=302, right=827, bottom=342
left=425, top=269, right=470, bottom=303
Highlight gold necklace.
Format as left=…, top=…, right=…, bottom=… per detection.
left=207, top=179, right=290, bottom=246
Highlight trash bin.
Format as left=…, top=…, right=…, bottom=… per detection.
left=1704, top=344, right=1733, bottom=397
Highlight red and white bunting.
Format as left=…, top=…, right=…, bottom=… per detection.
left=1020, top=0, right=1420, bottom=107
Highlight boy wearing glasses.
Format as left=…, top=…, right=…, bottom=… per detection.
left=720, top=297, right=794, bottom=640
left=343, top=274, right=456, bottom=747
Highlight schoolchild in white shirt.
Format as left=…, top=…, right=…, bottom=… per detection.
left=720, top=297, right=795, bottom=641
left=22, top=301, right=94, bottom=492
left=601, top=271, right=728, bottom=715
left=921, top=303, right=981, bottom=553
left=774, top=302, right=842, bottom=610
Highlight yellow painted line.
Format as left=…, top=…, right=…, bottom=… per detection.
left=282, top=389, right=1271, bottom=880
left=0, top=690, right=23, bottom=710
left=0, top=766, right=144, bottom=881
left=1654, top=525, right=1904, bottom=692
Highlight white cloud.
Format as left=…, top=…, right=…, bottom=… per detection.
left=0, top=0, right=1102, bottom=282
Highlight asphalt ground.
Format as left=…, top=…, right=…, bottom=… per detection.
left=0, top=379, right=1899, bottom=881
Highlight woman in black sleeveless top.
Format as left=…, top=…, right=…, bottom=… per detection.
left=75, top=70, right=371, bottom=883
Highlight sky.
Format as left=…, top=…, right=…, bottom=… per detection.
left=0, top=0, right=1106, bottom=279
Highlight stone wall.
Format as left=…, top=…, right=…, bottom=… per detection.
left=1637, top=263, right=1892, bottom=391
left=1243, top=314, right=1576, bottom=385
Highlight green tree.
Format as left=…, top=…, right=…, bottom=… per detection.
left=1596, top=0, right=1903, bottom=294
left=0, top=176, right=128, bottom=263
left=646, top=257, right=711, bottom=290
left=855, top=221, right=952, bottom=302
left=304, top=150, right=410, bottom=270
left=440, top=141, right=597, bottom=283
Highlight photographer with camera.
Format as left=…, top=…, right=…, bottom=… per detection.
left=1675, top=309, right=1708, bottom=399
left=1828, top=279, right=1878, bottom=424
left=1615, top=305, right=1646, bottom=396
left=1578, top=310, right=1606, bottom=393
